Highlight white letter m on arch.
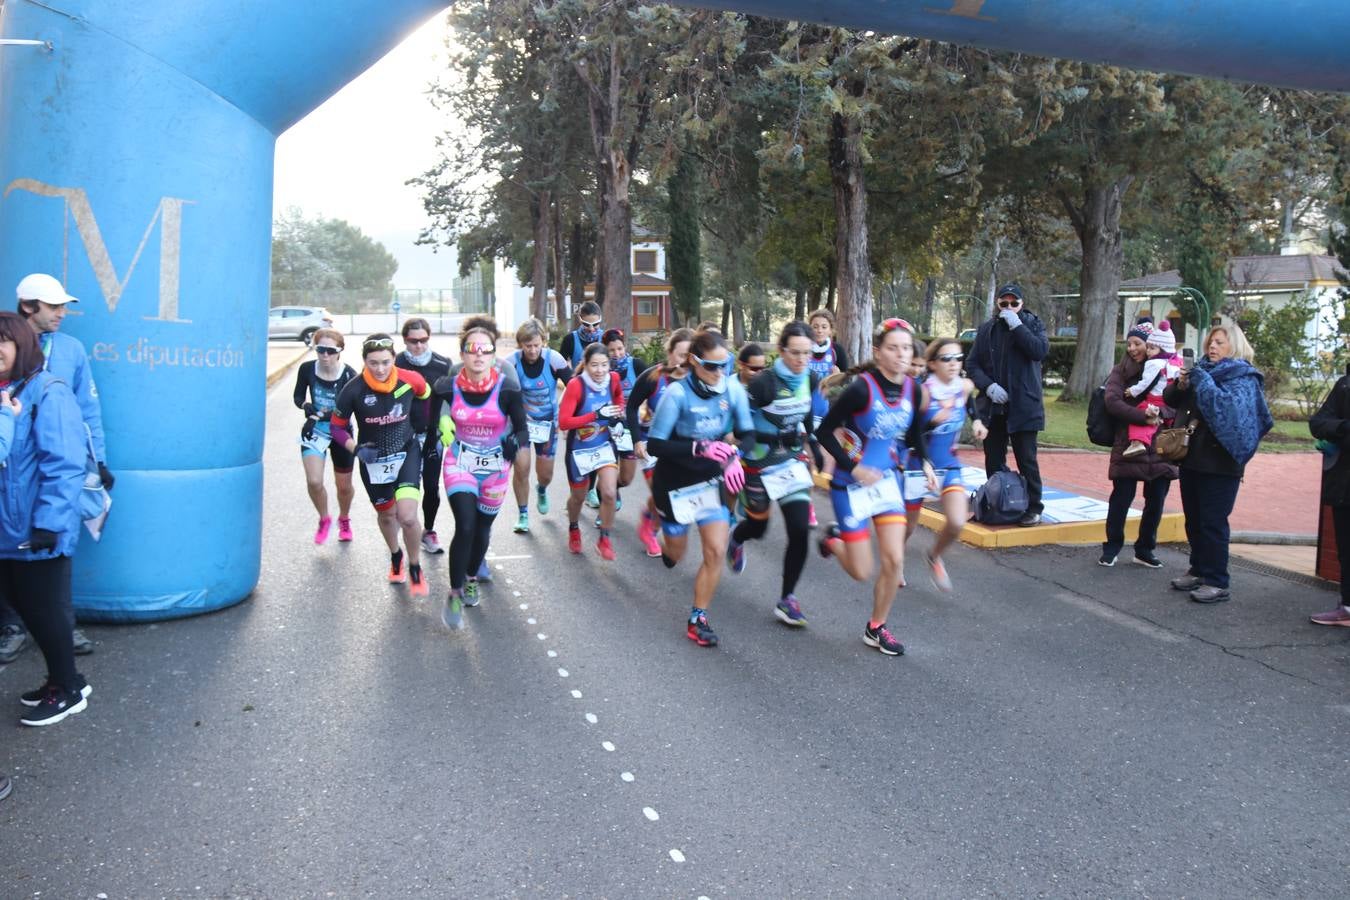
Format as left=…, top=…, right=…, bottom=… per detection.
left=4, top=178, right=192, bottom=322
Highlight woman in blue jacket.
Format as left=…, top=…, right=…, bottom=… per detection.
left=0, top=311, right=89, bottom=727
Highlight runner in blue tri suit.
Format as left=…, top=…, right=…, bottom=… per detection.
left=293, top=328, right=357, bottom=545
left=646, top=329, right=755, bottom=648
left=815, top=318, right=935, bottom=657
left=807, top=309, right=847, bottom=524
left=626, top=327, right=694, bottom=558
left=559, top=300, right=604, bottom=368
left=902, top=337, right=988, bottom=593
left=724, top=322, right=819, bottom=627
left=602, top=328, right=639, bottom=517
left=507, top=317, right=571, bottom=534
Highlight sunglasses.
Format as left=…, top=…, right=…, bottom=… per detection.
left=404, top=337, right=428, bottom=346
left=937, top=353, right=964, bottom=363
left=463, top=344, right=495, bottom=355
left=998, top=299, right=1021, bottom=309
left=692, top=354, right=729, bottom=373
left=315, top=346, right=341, bottom=356
left=362, top=338, right=394, bottom=354
left=579, top=319, right=602, bottom=329
left=742, top=364, right=766, bottom=373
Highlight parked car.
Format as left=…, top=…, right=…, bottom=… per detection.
left=1055, top=326, right=1078, bottom=338
left=958, top=328, right=977, bottom=341
left=268, top=306, right=334, bottom=344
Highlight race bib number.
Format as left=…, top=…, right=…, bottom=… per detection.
left=761, top=459, right=813, bottom=501
left=457, top=443, right=504, bottom=475
left=613, top=428, right=634, bottom=452
left=527, top=419, right=553, bottom=446
left=846, top=473, right=903, bottom=520
left=571, top=443, right=616, bottom=476
left=368, top=452, right=407, bottom=485
left=300, top=431, right=331, bottom=454
left=669, top=478, right=723, bottom=525
left=903, top=469, right=932, bottom=502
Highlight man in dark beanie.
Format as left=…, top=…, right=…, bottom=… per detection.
left=968, top=283, right=1050, bottom=526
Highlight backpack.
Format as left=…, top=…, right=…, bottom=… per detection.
left=971, top=469, right=1029, bottom=524
left=1085, top=368, right=1163, bottom=448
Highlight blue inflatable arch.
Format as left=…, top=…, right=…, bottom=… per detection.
left=0, top=0, right=1343, bottom=621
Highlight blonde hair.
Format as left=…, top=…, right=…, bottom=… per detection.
left=515, top=316, right=548, bottom=346
left=1205, top=322, right=1254, bottom=363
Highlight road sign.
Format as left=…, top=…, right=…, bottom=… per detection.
left=391, top=301, right=401, bottom=313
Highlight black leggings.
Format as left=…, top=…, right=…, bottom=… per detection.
left=447, top=492, right=497, bottom=590
left=422, top=447, right=441, bottom=532
left=732, top=499, right=811, bottom=599
left=0, top=556, right=78, bottom=690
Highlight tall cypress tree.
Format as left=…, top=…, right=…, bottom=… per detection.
left=667, top=149, right=703, bottom=325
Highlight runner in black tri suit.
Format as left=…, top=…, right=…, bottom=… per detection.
left=395, top=318, right=453, bottom=556
left=293, top=328, right=357, bottom=544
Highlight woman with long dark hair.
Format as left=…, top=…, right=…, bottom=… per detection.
left=0, top=311, right=89, bottom=725
left=627, top=327, right=694, bottom=557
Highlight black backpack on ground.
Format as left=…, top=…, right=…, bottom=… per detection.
left=971, top=469, right=1029, bottom=525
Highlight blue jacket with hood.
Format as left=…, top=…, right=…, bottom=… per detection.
left=42, top=330, right=106, bottom=464
left=0, top=370, right=86, bottom=559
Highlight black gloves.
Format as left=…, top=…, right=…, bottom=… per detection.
left=501, top=433, right=520, bottom=465
left=302, top=402, right=318, bottom=418
left=98, top=463, right=114, bottom=491
left=301, top=418, right=317, bottom=441
left=29, top=528, right=59, bottom=552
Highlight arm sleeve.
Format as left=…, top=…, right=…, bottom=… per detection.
left=815, top=377, right=870, bottom=473
left=293, top=363, right=310, bottom=409
left=645, top=382, right=696, bottom=459
left=397, top=368, right=430, bottom=400
left=501, top=386, right=529, bottom=447
left=730, top=384, right=756, bottom=444
left=549, top=349, right=573, bottom=386
left=330, top=380, right=357, bottom=448
left=33, top=384, right=86, bottom=538
left=559, top=333, right=575, bottom=364
left=557, top=378, right=596, bottom=430
left=69, top=350, right=107, bottom=463
left=626, top=366, right=659, bottom=433
left=833, top=343, right=849, bottom=373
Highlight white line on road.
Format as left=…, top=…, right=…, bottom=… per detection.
left=557, top=668, right=569, bottom=678
left=621, top=772, right=634, bottom=782
left=527, top=617, right=537, bottom=625
left=513, top=591, right=521, bottom=597
left=669, top=849, right=685, bottom=863
left=571, top=690, right=582, bottom=699
left=602, top=741, right=615, bottom=752
left=585, top=713, right=598, bottom=724
left=548, top=650, right=558, bottom=658
left=643, top=807, right=659, bottom=821
left=486, top=554, right=532, bottom=561
left=1053, top=592, right=1185, bottom=644
left=537, top=633, right=548, bottom=640
left=518, top=603, right=528, bottom=610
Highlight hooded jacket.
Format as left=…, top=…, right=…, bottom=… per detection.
left=967, top=309, right=1049, bottom=433
left=1103, top=354, right=1178, bottom=482
left=0, top=370, right=86, bottom=559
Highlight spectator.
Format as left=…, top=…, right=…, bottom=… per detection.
left=0, top=384, right=19, bottom=799
left=0, top=311, right=90, bottom=726
left=1162, top=322, right=1272, bottom=604
left=1099, top=319, right=1177, bottom=567
left=968, top=283, right=1049, bottom=527
left=560, top=301, right=604, bottom=368
left=1308, top=369, right=1350, bottom=626
left=0, top=273, right=103, bottom=664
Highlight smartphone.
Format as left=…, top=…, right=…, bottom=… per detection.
left=1182, top=347, right=1195, bottom=370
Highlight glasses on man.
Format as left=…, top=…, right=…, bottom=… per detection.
left=997, top=299, right=1021, bottom=309
left=314, top=346, right=341, bottom=356
left=462, top=344, right=495, bottom=356
left=936, top=353, right=964, bottom=363
left=362, top=338, right=394, bottom=354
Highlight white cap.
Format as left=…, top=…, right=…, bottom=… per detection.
left=16, top=273, right=78, bottom=305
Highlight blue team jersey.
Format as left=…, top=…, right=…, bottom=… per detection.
left=834, top=372, right=915, bottom=486
left=510, top=348, right=566, bottom=422
left=918, top=375, right=966, bottom=470
left=809, top=342, right=839, bottom=420
left=648, top=378, right=754, bottom=443
left=611, top=355, right=637, bottom=402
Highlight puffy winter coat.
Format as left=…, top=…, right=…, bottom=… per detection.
left=0, top=370, right=86, bottom=559
left=1103, top=355, right=1177, bottom=482
left=1310, top=374, right=1350, bottom=507
left=967, top=309, right=1049, bottom=433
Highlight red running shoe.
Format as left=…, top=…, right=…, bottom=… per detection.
left=408, top=563, right=429, bottom=598
left=568, top=527, right=583, bottom=555
left=388, top=549, right=406, bottom=584
left=597, top=535, right=617, bottom=561
left=637, top=510, right=662, bottom=558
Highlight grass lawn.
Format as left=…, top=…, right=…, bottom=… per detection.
left=1039, top=390, right=1315, bottom=453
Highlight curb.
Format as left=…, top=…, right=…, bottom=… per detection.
left=266, top=344, right=311, bottom=389
left=1229, top=531, right=1317, bottom=546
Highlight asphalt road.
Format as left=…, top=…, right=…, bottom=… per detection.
left=2, top=336, right=1348, bottom=898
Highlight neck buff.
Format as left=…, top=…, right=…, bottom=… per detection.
left=812, top=339, right=831, bottom=355
left=456, top=364, right=499, bottom=394
left=773, top=357, right=805, bottom=387
left=690, top=371, right=728, bottom=397
left=361, top=366, right=397, bottom=393
left=405, top=348, right=433, bottom=367
left=581, top=370, right=609, bottom=392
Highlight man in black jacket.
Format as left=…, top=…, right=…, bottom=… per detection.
left=967, top=283, right=1050, bottom=526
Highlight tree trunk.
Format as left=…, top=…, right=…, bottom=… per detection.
left=529, top=188, right=552, bottom=323
left=794, top=281, right=807, bottom=321
left=1060, top=177, right=1134, bottom=402
left=807, top=279, right=823, bottom=313
left=921, top=276, right=936, bottom=334
left=825, top=257, right=836, bottom=312
left=730, top=287, right=747, bottom=345
left=552, top=200, right=566, bottom=326
left=829, top=110, right=873, bottom=365
left=569, top=219, right=590, bottom=324
left=984, top=235, right=1003, bottom=322
left=598, top=176, right=632, bottom=331
left=720, top=292, right=731, bottom=334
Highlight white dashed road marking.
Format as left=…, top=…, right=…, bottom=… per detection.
left=557, top=668, right=569, bottom=678
left=643, top=807, right=659, bottom=821
left=621, top=772, right=634, bottom=782
left=602, top=741, right=615, bottom=752
left=585, top=713, right=598, bottom=724
left=669, top=849, right=685, bottom=863
left=570, top=690, right=582, bottom=699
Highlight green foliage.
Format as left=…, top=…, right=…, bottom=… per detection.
left=1244, top=291, right=1347, bottom=414
left=667, top=149, right=702, bottom=324
left=271, top=208, right=397, bottom=292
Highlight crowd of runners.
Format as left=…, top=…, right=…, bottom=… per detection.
left=297, top=303, right=991, bottom=659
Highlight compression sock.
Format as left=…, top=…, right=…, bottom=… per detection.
left=689, top=606, right=707, bottom=624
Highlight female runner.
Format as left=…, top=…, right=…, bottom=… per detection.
left=736, top=343, right=767, bottom=388
left=601, top=328, right=639, bottom=515
left=902, top=338, right=987, bottom=592
left=331, top=334, right=432, bottom=597
left=429, top=322, right=527, bottom=629
left=507, top=317, right=571, bottom=534
left=626, top=328, right=693, bottom=558
left=558, top=343, right=625, bottom=560
left=815, top=318, right=935, bottom=657
left=646, top=329, right=754, bottom=648
left=293, top=328, right=357, bottom=544
left=724, top=322, right=818, bottom=626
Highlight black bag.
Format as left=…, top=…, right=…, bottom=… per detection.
left=971, top=469, right=1029, bottom=525
left=1085, top=369, right=1163, bottom=448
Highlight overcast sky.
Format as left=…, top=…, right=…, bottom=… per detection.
left=273, top=14, right=459, bottom=290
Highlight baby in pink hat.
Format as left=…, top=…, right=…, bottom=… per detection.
left=1123, top=320, right=1180, bottom=457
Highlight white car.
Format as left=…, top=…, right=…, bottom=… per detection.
left=268, top=306, right=334, bottom=344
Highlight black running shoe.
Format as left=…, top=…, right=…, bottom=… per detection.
left=21, top=675, right=91, bottom=708
left=20, top=686, right=88, bottom=726
left=863, top=622, right=904, bottom=656
left=1132, top=552, right=1163, bottom=569
left=686, top=614, right=719, bottom=647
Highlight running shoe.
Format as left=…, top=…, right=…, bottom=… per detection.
left=775, top=595, right=807, bottom=627
left=725, top=539, right=747, bottom=575
left=537, top=487, right=550, bottom=515
left=337, top=517, right=354, bottom=542
left=408, top=564, right=429, bottom=599
left=20, top=686, right=87, bottom=726
left=597, top=535, right=617, bottom=561
left=71, top=628, right=94, bottom=656
left=568, top=526, right=583, bottom=554
left=21, top=676, right=92, bottom=708
left=686, top=613, right=719, bottom=647
left=388, top=549, right=406, bottom=584
left=615, top=496, right=623, bottom=512
left=442, top=592, right=465, bottom=630
left=585, top=487, right=600, bottom=509
left=807, top=503, right=818, bottom=529
left=1133, top=552, right=1163, bottom=569
left=594, top=514, right=603, bottom=529
left=638, top=510, right=662, bottom=558
left=1098, top=553, right=1117, bottom=567
left=863, top=622, right=905, bottom=656
left=817, top=523, right=842, bottom=559
left=514, top=512, right=530, bottom=534
left=477, top=560, right=493, bottom=582
left=926, top=553, right=952, bottom=593
left=314, top=516, right=332, bottom=545
left=421, top=530, right=444, bottom=554
left=1310, top=606, right=1350, bottom=627
left=463, top=578, right=481, bottom=608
